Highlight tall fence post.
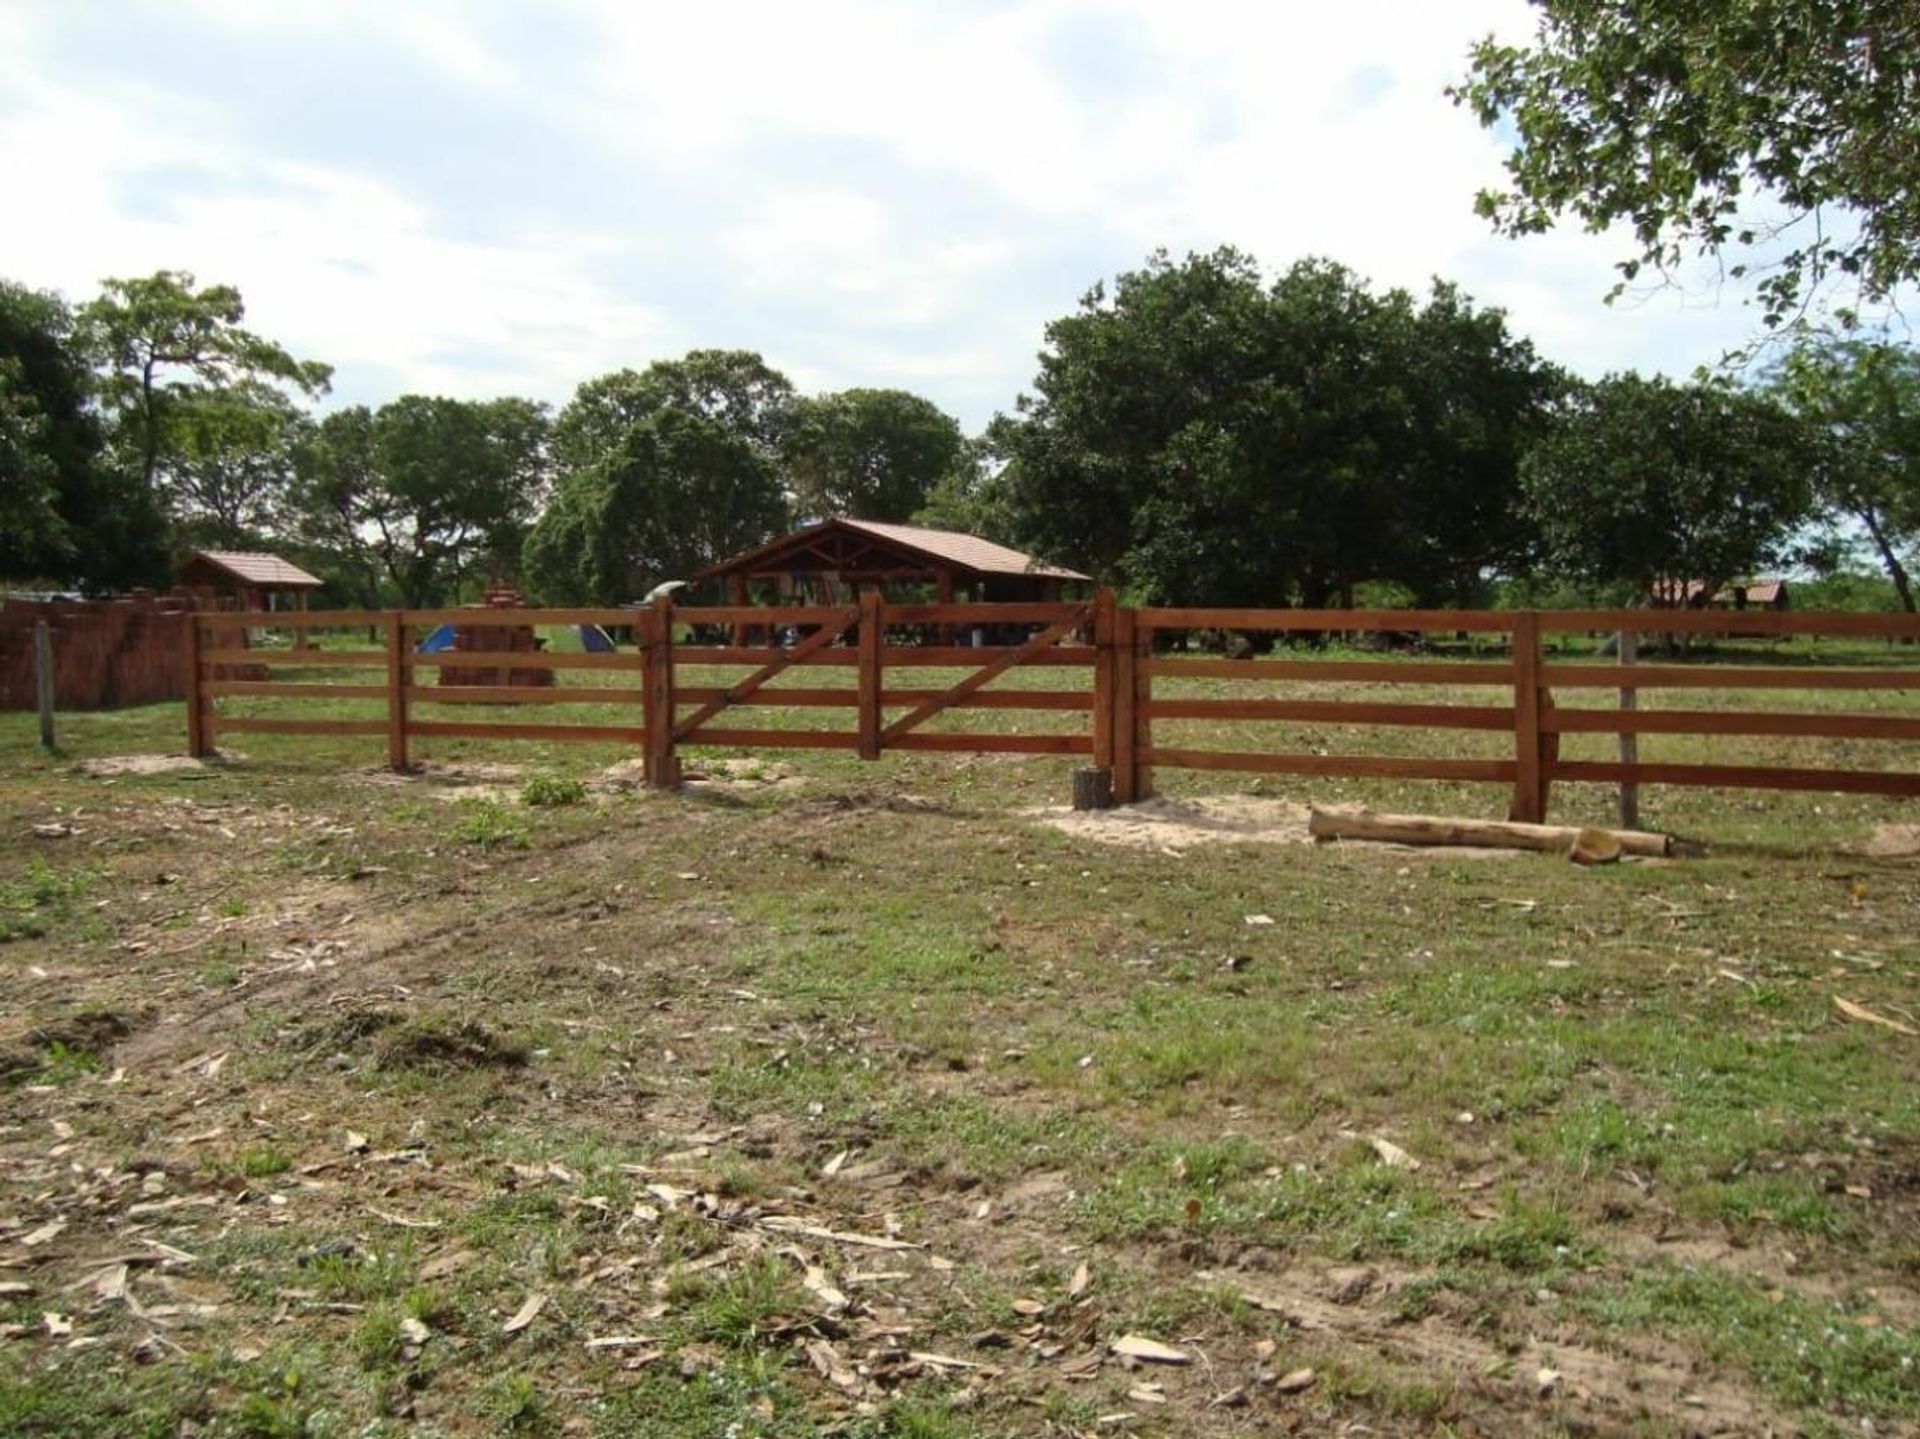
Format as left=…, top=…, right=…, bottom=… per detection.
left=857, top=587, right=883, bottom=760
left=1091, top=587, right=1116, bottom=774
left=184, top=612, right=210, bottom=758
left=34, top=620, right=56, bottom=751
left=1617, top=627, right=1640, bottom=829
left=1134, top=610, right=1155, bottom=800
left=644, top=594, right=680, bottom=788
left=1510, top=610, right=1546, bottom=823
left=385, top=612, right=410, bottom=772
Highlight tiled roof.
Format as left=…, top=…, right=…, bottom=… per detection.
left=832, top=520, right=1088, bottom=579
left=188, top=551, right=324, bottom=588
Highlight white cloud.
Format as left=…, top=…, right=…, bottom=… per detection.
left=0, top=0, right=1834, bottom=426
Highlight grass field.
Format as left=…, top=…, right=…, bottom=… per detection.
left=2, top=642, right=1917, bottom=1437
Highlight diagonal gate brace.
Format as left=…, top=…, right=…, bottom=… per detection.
left=880, top=608, right=1089, bottom=746
left=672, top=606, right=859, bottom=740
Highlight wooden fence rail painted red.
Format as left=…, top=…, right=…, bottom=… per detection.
left=185, top=597, right=1920, bottom=821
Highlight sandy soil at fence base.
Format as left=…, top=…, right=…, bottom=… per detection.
left=1855, top=823, right=1920, bottom=858
left=1030, top=795, right=1535, bottom=859
left=1028, top=794, right=1315, bottom=850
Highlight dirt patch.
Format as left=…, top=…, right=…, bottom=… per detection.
left=0, top=1008, right=138, bottom=1085
left=370, top=1012, right=530, bottom=1072
left=1228, top=1262, right=1790, bottom=1436
left=1853, top=822, right=1920, bottom=858
left=357, top=759, right=528, bottom=789
left=1028, top=795, right=1314, bottom=850
left=76, top=754, right=222, bottom=777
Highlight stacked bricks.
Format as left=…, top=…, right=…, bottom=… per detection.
left=437, top=584, right=556, bottom=689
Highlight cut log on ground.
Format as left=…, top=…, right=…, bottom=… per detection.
left=1308, top=807, right=1672, bottom=858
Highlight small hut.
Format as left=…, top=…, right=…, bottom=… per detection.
left=176, top=551, right=323, bottom=614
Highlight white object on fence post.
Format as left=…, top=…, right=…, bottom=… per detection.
left=34, top=620, right=55, bottom=750
left=1617, top=628, right=1639, bottom=830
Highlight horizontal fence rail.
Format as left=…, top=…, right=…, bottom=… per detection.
left=184, top=597, right=1920, bottom=822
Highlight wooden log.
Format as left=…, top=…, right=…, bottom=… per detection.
left=1072, top=766, right=1114, bottom=811
left=1307, top=807, right=1671, bottom=857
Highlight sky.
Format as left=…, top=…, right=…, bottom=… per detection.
left=1, top=0, right=1776, bottom=431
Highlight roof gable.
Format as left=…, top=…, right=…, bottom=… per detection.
left=696, top=520, right=1088, bottom=582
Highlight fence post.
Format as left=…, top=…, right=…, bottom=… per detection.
left=1134, top=611, right=1155, bottom=801
left=644, top=594, right=680, bottom=788
left=34, top=620, right=56, bottom=751
left=1617, top=627, right=1640, bottom=829
left=385, top=612, right=410, bottom=772
left=1510, top=610, right=1545, bottom=823
left=184, top=612, right=210, bottom=758
left=857, top=586, right=883, bottom=760
left=1091, top=587, right=1116, bottom=774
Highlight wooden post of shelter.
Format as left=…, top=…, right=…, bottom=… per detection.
left=34, top=620, right=55, bottom=751
left=184, top=611, right=210, bottom=758
left=729, top=574, right=750, bottom=648
left=644, top=593, right=680, bottom=788
left=385, top=612, right=409, bottom=772
left=936, top=570, right=956, bottom=647
left=1617, top=627, right=1640, bottom=829
left=857, top=586, right=883, bottom=760
left=1509, top=610, right=1546, bottom=823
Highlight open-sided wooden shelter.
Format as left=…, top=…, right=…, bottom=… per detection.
left=694, top=519, right=1088, bottom=607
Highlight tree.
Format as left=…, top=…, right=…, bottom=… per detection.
left=1454, top=2, right=1920, bottom=329
left=784, top=388, right=965, bottom=522
left=167, top=382, right=310, bottom=549
left=77, top=271, right=330, bottom=506
left=528, top=353, right=797, bottom=604
left=552, top=350, right=795, bottom=473
left=1385, top=284, right=1566, bottom=605
left=1521, top=374, right=1816, bottom=600
left=290, top=396, right=550, bottom=607
left=0, top=280, right=166, bottom=591
left=1768, top=337, right=1920, bottom=611
left=525, top=408, right=787, bottom=603
left=992, top=248, right=1554, bottom=605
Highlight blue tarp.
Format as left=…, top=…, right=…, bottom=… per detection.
left=417, top=623, right=456, bottom=653
left=579, top=623, right=616, bottom=653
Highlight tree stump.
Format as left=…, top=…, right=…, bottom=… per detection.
left=1072, top=766, right=1114, bottom=811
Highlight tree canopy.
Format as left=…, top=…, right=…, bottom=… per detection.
left=290, top=396, right=550, bottom=607
left=525, top=406, right=787, bottom=604
left=991, top=248, right=1558, bottom=606
left=0, top=281, right=166, bottom=591
left=1521, top=373, right=1816, bottom=599
left=785, top=388, right=965, bottom=523
left=1454, top=1, right=1920, bottom=329
left=1768, top=336, right=1920, bottom=610
left=78, top=271, right=331, bottom=503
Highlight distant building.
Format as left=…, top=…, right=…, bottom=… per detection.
left=1649, top=576, right=1791, bottom=611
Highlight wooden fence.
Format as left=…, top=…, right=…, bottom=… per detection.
left=185, top=596, right=1920, bottom=821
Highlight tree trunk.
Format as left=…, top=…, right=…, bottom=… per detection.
left=1859, top=505, right=1918, bottom=614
